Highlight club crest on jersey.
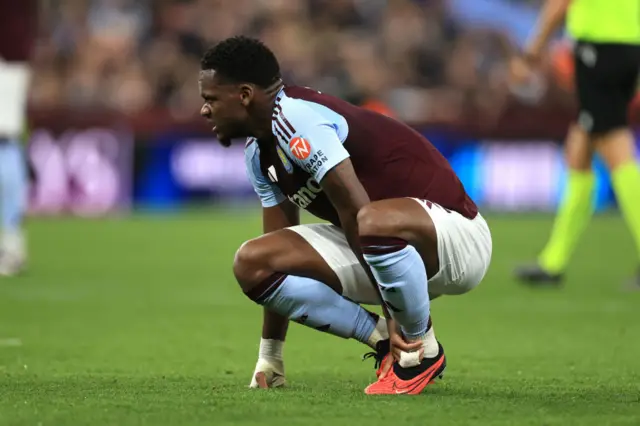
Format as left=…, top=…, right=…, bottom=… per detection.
left=276, top=145, right=294, bottom=174
left=289, top=137, right=312, bottom=160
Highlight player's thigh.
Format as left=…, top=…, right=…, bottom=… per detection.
left=564, top=123, right=593, bottom=171
left=234, top=228, right=342, bottom=294
left=422, top=200, right=491, bottom=296
left=288, top=224, right=380, bottom=305
left=388, top=198, right=493, bottom=296
left=357, top=198, right=440, bottom=277
left=574, top=42, right=637, bottom=135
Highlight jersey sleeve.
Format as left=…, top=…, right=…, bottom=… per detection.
left=244, top=140, right=286, bottom=208
left=276, top=100, right=349, bottom=183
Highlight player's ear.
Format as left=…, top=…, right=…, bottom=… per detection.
left=239, top=85, right=254, bottom=107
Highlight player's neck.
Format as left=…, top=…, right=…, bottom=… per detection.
left=251, top=79, right=284, bottom=139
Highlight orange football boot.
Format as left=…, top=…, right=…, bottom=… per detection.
left=364, top=342, right=446, bottom=395
left=363, top=339, right=394, bottom=378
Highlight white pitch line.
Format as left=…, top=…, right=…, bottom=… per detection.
left=0, top=338, right=22, bottom=347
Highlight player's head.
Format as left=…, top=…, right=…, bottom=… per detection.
left=199, top=36, right=282, bottom=146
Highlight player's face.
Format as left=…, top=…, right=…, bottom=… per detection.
left=199, top=70, right=252, bottom=146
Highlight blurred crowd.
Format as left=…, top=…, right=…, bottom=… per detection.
left=32, top=0, right=564, bottom=122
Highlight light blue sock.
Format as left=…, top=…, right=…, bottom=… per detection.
left=363, top=245, right=430, bottom=339
left=256, top=275, right=377, bottom=344
left=0, top=141, right=27, bottom=233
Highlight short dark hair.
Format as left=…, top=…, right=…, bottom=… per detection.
left=201, top=36, right=281, bottom=88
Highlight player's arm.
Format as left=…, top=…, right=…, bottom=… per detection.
left=283, top=107, right=418, bottom=355
left=245, top=140, right=294, bottom=233
left=317, top=160, right=369, bottom=273
left=245, top=144, right=297, bottom=388
left=280, top=112, right=388, bottom=312
left=245, top=143, right=298, bottom=340
left=319, top=160, right=413, bottom=353
left=318, top=160, right=387, bottom=307
left=524, top=0, right=572, bottom=62
left=263, top=200, right=299, bottom=234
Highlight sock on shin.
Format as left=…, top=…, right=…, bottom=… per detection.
left=361, top=237, right=431, bottom=339
left=245, top=273, right=378, bottom=346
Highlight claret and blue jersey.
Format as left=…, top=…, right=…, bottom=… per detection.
left=244, top=86, right=478, bottom=227
left=245, top=86, right=351, bottom=224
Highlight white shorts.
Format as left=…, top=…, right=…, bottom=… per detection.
left=288, top=199, right=492, bottom=305
left=0, top=61, right=30, bottom=137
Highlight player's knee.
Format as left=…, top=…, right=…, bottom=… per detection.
left=357, top=203, right=401, bottom=237
left=593, top=128, right=637, bottom=170
left=565, top=124, right=593, bottom=171
left=233, top=239, right=273, bottom=293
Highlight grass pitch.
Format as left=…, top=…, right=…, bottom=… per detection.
left=0, top=210, right=639, bottom=425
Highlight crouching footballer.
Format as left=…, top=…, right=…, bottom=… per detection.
left=198, top=36, right=492, bottom=395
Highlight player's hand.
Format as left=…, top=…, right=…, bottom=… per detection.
left=386, top=318, right=422, bottom=364
left=249, top=358, right=286, bottom=389
left=509, top=56, right=537, bottom=86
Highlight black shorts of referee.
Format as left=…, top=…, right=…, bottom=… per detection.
left=573, top=41, right=640, bottom=135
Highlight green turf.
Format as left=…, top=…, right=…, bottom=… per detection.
left=0, top=211, right=639, bottom=425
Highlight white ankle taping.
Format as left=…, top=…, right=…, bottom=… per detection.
left=259, top=338, right=284, bottom=361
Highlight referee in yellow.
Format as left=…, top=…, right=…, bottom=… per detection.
left=512, top=0, right=640, bottom=287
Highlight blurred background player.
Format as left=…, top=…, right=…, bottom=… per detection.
left=512, top=0, right=640, bottom=287
left=0, top=0, right=35, bottom=276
